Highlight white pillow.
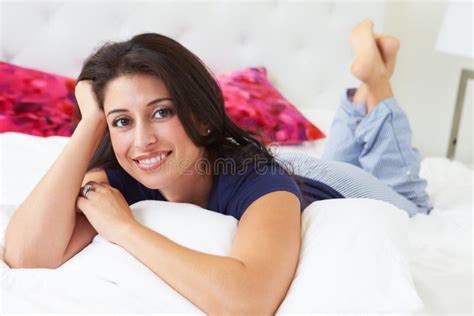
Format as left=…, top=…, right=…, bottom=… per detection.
left=2, top=199, right=423, bottom=313
left=278, top=198, right=424, bottom=313
left=57, top=200, right=238, bottom=313
left=3, top=201, right=237, bottom=313
left=0, top=206, right=14, bottom=270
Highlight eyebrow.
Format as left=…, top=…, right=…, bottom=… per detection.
left=106, top=97, right=173, bottom=117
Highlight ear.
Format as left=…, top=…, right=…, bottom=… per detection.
left=192, top=114, right=212, bottom=137
left=198, top=124, right=211, bottom=137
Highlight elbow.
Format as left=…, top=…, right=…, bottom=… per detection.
left=4, top=246, right=61, bottom=269
left=4, top=231, right=62, bottom=269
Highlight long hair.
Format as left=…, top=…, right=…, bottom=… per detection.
left=75, top=33, right=275, bottom=174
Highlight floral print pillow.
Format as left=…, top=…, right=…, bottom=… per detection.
left=0, top=62, right=77, bottom=137
left=0, top=63, right=324, bottom=144
left=216, top=67, right=324, bottom=144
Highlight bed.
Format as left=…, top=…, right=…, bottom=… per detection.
left=0, top=1, right=472, bottom=314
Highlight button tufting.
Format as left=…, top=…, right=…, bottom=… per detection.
left=326, top=3, right=335, bottom=15
left=0, top=1, right=385, bottom=113
left=238, top=34, right=248, bottom=45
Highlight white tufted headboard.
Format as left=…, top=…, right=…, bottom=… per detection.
left=1, top=1, right=384, bottom=111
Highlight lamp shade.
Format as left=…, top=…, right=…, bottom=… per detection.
left=436, top=0, right=473, bottom=59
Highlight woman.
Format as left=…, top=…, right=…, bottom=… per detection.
left=4, top=20, right=430, bottom=314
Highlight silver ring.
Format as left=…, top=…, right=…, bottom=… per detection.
left=80, top=184, right=93, bottom=199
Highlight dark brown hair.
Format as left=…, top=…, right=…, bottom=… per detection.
left=75, top=33, right=275, bottom=173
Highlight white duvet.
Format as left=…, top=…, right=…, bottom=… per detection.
left=0, top=132, right=472, bottom=314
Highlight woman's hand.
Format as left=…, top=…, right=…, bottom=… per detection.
left=76, top=181, right=138, bottom=244
left=75, top=80, right=105, bottom=123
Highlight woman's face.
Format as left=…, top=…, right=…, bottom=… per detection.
left=103, top=74, right=206, bottom=190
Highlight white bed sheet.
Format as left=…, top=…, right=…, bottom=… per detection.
left=284, top=109, right=473, bottom=313
left=0, top=115, right=472, bottom=314
left=288, top=153, right=472, bottom=314
left=0, top=198, right=425, bottom=314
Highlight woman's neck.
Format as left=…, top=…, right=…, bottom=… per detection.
left=159, top=163, right=214, bottom=208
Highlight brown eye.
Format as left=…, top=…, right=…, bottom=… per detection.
left=153, top=108, right=173, bottom=119
left=112, top=117, right=130, bottom=127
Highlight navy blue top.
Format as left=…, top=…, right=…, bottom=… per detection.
left=104, top=162, right=343, bottom=220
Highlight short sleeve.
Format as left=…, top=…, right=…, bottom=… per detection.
left=226, top=163, right=304, bottom=219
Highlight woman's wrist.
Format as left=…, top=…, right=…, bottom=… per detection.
left=79, top=114, right=107, bottom=129
left=70, top=115, right=107, bottom=153
left=113, top=219, right=142, bottom=246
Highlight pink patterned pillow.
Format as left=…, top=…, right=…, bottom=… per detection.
left=0, top=63, right=324, bottom=145
left=0, top=62, right=77, bottom=137
left=216, top=67, right=324, bottom=145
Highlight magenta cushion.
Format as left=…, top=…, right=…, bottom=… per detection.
left=0, top=62, right=77, bottom=137
left=0, top=63, right=324, bottom=144
left=216, top=67, right=324, bottom=144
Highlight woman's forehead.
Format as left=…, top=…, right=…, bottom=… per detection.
left=104, top=74, right=171, bottom=111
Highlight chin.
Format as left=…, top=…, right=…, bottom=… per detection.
left=136, top=172, right=175, bottom=190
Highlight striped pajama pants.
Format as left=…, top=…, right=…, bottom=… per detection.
left=276, top=89, right=432, bottom=217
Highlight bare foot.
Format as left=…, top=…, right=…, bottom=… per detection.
left=375, top=35, right=400, bottom=78
left=352, top=35, right=400, bottom=105
left=349, top=19, right=389, bottom=84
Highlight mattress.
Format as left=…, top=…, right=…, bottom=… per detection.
left=0, top=109, right=472, bottom=314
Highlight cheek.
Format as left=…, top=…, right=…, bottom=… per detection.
left=110, top=132, right=133, bottom=159
left=177, top=132, right=205, bottom=163
left=170, top=124, right=199, bottom=153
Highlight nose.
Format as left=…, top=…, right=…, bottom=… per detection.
left=134, top=121, right=158, bottom=149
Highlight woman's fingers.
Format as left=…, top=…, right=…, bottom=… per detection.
left=79, top=181, right=109, bottom=201
left=76, top=196, right=88, bottom=213
left=75, top=80, right=105, bottom=122
left=83, top=180, right=108, bottom=191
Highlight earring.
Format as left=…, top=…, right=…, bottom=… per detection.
left=206, top=128, right=211, bottom=135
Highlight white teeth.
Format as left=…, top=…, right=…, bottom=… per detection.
left=138, top=153, right=168, bottom=165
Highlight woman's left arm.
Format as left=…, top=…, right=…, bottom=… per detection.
left=112, top=190, right=301, bottom=315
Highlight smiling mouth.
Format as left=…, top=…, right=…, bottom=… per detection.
left=133, top=151, right=172, bottom=171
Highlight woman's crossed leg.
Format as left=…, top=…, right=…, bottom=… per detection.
left=323, top=19, right=432, bottom=214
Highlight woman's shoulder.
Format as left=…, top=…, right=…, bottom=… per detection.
left=213, top=158, right=292, bottom=187
left=208, top=159, right=303, bottom=219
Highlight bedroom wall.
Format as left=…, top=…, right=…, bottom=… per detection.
left=0, top=1, right=471, bottom=163
left=383, top=0, right=473, bottom=163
